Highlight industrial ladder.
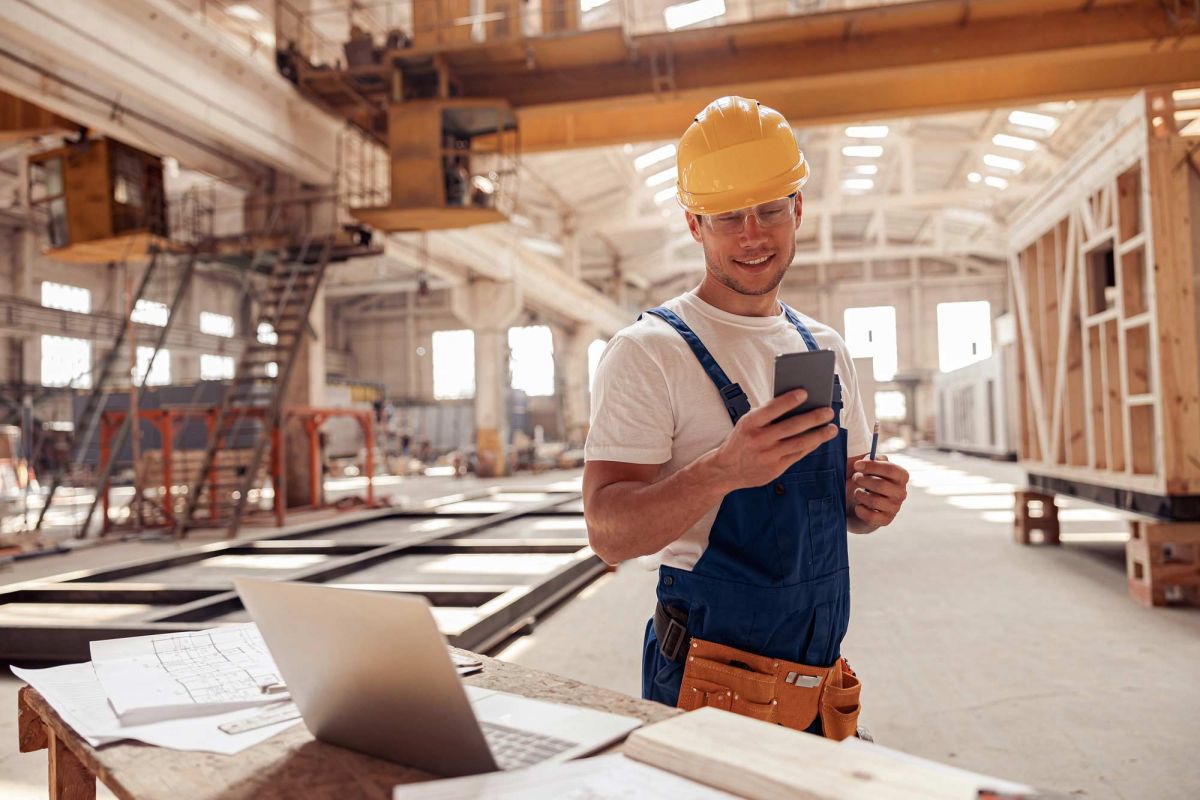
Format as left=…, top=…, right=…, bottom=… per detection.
left=175, top=235, right=335, bottom=538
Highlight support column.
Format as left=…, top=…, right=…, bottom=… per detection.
left=451, top=280, right=522, bottom=477
left=284, top=286, right=326, bottom=507
left=555, top=323, right=595, bottom=448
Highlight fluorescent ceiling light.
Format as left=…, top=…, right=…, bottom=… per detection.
left=842, top=145, right=883, bottom=158
left=582, top=0, right=611, bottom=10
left=992, top=133, right=1037, bottom=152
left=665, top=0, right=725, bottom=31
left=984, top=176, right=1009, bottom=189
left=983, top=153, right=1024, bottom=172
left=645, top=167, right=677, bottom=187
left=634, top=144, right=676, bottom=171
left=1007, top=110, right=1058, bottom=133
left=508, top=213, right=534, bottom=229
left=845, top=125, right=888, bottom=139
left=225, top=4, right=262, bottom=21
left=520, top=237, right=564, bottom=258
left=1038, top=100, right=1076, bottom=112
left=854, top=165, right=878, bottom=175
left=842, top=178, right=874, bottom=191
left=654, top=186, right=678, bottom=204
left=967, top=172, right=982, bottom=183
left=1174, top=88, right=1200, bottom=103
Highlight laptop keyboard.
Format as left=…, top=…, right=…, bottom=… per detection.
left=480, top=720, right=576, bottom=770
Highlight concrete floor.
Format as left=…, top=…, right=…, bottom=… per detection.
left=493, top=449, right=1200, bottom=799
left=3, top=452, right=1199, bottom=798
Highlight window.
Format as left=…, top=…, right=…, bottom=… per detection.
left=257, top=322, right=278, bottom=345
left=200, top=311, right=235, bottom=338
left=937, top=301, right=993, bottom=372
left=135, top=346, right=170, bottom=386
left=509, top=325, right=555, bottom=397
left=41, top=282, right=90, bottom=314
left=587, top=339, right=607, bottom=393
left=131, top=299, right=169, bottom=327
left=843, top=306, right=897, bottom=382
left=200, top=354, right=235, bottom=380
left=31, top=158, right=68, bottom=248
left=875, top=391, right=907, bottom=421
left=432, top=329, right=475, bottom=400
left=41, top=336, right=91, bottom=388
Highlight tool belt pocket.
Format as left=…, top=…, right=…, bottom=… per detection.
left=818, top=663, right=861, bottom=741
left=678, top=653, right=777, bottom=724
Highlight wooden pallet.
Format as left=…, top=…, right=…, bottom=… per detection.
left=1127, top=520, right=1200, bottom=607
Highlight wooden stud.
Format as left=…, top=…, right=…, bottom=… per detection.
left=17, top=687, right=49, bottom=753
left=47, top=729, right=96, bottom=800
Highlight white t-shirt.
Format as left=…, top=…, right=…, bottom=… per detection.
left=585, top=290, right=871, bottom=571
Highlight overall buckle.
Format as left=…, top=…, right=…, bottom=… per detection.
left=654, top=603, right=691, bottom=662
left=719, top=383, right=751, bottom=424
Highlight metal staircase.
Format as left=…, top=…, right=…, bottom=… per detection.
left=175, top=235, right=335, bottom=538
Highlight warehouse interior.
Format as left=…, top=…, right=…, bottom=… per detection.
left=0, top=1, right=1198, bottom=798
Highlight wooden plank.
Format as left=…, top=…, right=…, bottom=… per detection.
left=624, top=707, right=1001, bottom=800
left=1104, top=319, right=1126, bottom=473
left=1146, top=136, right=1200, bottom=494
left=1009, top=249, right=1050, bottom=461
left=1048, top=217, right=1078, bottom=465
left=49, top=729, right=96, bottom=800
left=0, top=91, right=72, bottom=140
left=17, top=686, right=49, bottom=753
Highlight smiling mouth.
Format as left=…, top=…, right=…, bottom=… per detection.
left=732, top=254, right=774, bottom=267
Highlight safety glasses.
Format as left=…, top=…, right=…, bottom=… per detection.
left=702, top=194, right=797, bottom=235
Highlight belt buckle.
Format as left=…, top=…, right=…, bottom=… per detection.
left=659, top=615, right=689, bottom=662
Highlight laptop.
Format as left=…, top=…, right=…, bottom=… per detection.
left=233, top=578, right=642, bottom=777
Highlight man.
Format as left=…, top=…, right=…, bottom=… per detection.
left=583, top=96, right=910, bottom=739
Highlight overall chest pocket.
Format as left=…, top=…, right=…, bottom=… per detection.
left=770, top=468, right=843, bottom=582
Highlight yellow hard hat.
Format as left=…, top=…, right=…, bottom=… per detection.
left=676, top=96, right=809, bottom=216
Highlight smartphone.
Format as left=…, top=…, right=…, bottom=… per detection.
left=772, top=350, right=836, bottom=422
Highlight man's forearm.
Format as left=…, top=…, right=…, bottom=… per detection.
left=587, top=450, right=732, bottom=564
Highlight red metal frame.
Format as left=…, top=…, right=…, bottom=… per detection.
left=97, top=405, right=375, bottom=533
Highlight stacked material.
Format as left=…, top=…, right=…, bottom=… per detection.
left=13, top=624, right=303, bottom=754
left=14, top=621, right=485, bottom=755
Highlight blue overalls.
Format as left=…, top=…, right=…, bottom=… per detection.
left=639, top=303, right=850, bottom=732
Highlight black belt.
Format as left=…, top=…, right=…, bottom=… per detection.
left=653, top=603, right=690, bottom=663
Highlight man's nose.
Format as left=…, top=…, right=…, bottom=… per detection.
left=739, top=215, right=770, bottom=244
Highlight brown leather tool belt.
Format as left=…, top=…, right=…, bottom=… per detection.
left=655, top=604, right=861, bottom=740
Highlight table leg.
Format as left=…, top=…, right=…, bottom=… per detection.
left=48, top=729, right=96, bottom=800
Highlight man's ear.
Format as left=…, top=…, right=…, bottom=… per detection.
left=686, top=212, right=703, bottom=243
left=795, top=193, right=804, bottom=226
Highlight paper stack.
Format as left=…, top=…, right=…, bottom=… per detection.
left=14, top=624, right=303, bottom=755
left=15, top=622, right=487, bottom=756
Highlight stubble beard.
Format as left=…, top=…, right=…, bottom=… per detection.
left=704, top=239, right=795, bottom=297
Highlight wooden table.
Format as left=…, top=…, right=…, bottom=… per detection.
left=17, top=651, right=679, bottom=800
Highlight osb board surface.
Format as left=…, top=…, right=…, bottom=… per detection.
left=19, top=652, right=677, bottom=800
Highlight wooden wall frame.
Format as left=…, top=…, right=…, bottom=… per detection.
left=1007, top=91, right=1200, bottom=517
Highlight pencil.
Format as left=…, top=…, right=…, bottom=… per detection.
left=868, top=421, right=880, bottom=460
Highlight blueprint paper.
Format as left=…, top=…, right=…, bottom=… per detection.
left=90, top=624, right=284, bottom=721
left=12, top=663, right=300, bottom=755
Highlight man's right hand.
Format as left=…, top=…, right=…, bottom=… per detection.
left=711, top=390, right=838, bottom=490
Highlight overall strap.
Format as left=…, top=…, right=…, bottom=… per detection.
left=781, top=303, right=842, bottom=404
left=640, top=307, right=751, bottom=424
left=780, top=303, right=820, bottom=352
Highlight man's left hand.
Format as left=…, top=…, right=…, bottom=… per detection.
left=849, top=455, right=909, bottom=529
